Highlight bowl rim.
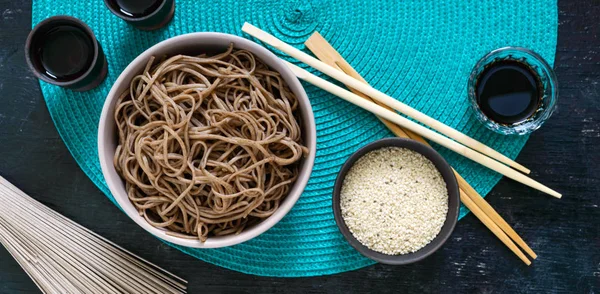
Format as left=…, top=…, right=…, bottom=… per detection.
left=103, top=0, right=168, bottom=21
left=332, top=137, right=459, bottom=265
left=98, top=32, right=316, bottom=248
left=25, top=15, right=101, bottom=87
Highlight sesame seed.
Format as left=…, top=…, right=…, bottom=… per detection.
left=340, top=147, right=449, bottom=255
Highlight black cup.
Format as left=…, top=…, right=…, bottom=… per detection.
left=104, top=0, right=175, bottom=31
left=25, top=16, right=108, bottom=92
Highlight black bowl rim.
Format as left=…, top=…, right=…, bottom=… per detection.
left=332, top=137, right=460, bottom=265
left=24, top=15, right=102, bottom=87
left=103, top=0, right=173, bottom=24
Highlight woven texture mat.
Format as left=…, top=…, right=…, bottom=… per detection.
left=32, top=0, right=557, bottom=277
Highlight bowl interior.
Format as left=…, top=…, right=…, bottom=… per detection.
left=332, top=137, right=459, bottom=265
left=98, top=33, right=316, bottom=248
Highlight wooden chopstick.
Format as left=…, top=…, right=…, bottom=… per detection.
left=242, top=22, right=561, bottom=197
left=242, top=22, right=531, bottom=175
left=460, top=191, right=531, bottom=265
left=453, top=172, right=537, bottom=259
left=304, top=32, right=537, bottom=263
left=279, top=59, right=560, bottom=198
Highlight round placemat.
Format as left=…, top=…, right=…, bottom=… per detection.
left=32, top=0, right=557, bottom=277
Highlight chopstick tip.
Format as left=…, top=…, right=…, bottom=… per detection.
left=506, top=161, right=531, bottom=174
left=542, top=186, right=562, bottom=198
left=241, top=22, right=253, bottom=32
left=305, top=31, right=322, bottom=44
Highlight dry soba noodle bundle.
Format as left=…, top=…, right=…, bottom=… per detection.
left=114, top=44, right=308, bottom=241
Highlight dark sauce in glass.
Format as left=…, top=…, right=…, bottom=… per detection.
left=475, top=60, right=542, bottom=125
left=35, top=25, right=94, bottom=82
left=109, top=0, right=163, bottom=17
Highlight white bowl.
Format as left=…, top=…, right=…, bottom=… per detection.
left=98, top=33, right=316, bottom=248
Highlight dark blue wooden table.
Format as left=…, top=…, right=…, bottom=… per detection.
left=0, top=1, right=598, bottom=293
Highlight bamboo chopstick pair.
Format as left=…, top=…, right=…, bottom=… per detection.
left=241, top=22, right=561, bottom=199
left=304, top=32, right=536, bottom=265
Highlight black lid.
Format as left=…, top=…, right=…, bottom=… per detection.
left=25, top=15, right=108, bottom=91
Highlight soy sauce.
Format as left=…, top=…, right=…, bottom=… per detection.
left=109, top=0, right=163, bottom=17
left=35, top=25, right=94, bottom=82
left=475, top=60, right=542, bottom=125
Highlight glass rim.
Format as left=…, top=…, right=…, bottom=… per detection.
left=467, top=46, right=558, bottom=135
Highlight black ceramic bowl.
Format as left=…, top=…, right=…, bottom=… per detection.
left=332, top=137, right=460, bottom=265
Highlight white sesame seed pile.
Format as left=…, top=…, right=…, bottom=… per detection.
left=340, top=147, right=449, bottom=255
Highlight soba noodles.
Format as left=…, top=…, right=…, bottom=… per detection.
left=113, top=44, right=308, bottom=241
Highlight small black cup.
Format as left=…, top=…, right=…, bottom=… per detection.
left=104, top=0, right=175, bottom=31
left=25, top=16, right=108, bottom=92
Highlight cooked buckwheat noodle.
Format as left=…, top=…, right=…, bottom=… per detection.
left=113, top=44, right=308, bottom=242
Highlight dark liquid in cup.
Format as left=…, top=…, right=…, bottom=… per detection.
left=109, top=0, right=163, bottom=17
left=475, top=60, right=542, bottom=125
left=35, top=25, right=94, bottom=82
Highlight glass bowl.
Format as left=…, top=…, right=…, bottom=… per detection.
left=467, top=47, right=558, bottom=135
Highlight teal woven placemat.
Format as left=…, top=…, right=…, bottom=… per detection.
left=32, top=0, right=557, bottom=277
